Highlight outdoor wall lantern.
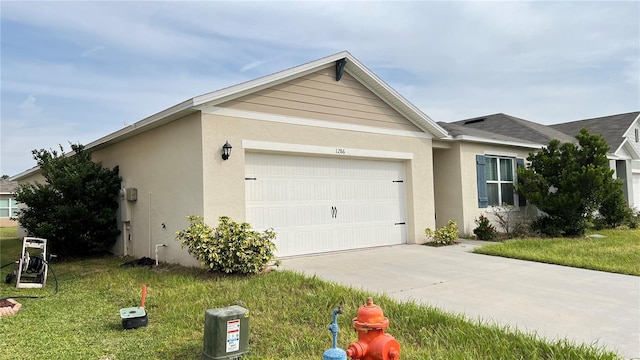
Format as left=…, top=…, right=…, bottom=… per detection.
left=221, top=141, right=232, bottom=160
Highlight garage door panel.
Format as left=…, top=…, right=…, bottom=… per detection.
left=246, top=153, right=407, bottom=257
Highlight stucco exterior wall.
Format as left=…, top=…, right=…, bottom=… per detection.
left=433, top=143, right=464, bottom=230
left=200, top=112, right=436, bottom=246
left=457, top=142, right=536, bottom=234
left=91, top=112, right=203, bottom=266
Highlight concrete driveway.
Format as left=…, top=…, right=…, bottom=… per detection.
left=280, top=242, right=640, bottom=359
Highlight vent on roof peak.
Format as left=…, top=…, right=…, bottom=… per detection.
left=464, top=118, right=485, bottom=125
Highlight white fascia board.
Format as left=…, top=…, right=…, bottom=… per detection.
left=615, top=139, right=640, bottom=160
left=243, top=140, right=413, bottom=160
left=201, top=106, right=432, bottom=139
left=85, top=98, right=195, bottom=149
left=343, top=56, right=449, bottom=138
left=9, top=168, right=36, bottom=181
left=621, top=112, right=640, bottom=138
left=450, top=135, right=543, bottom=149
left=11, top=99, right=197, bottom=181
left=192, top=51, right=448, bottom=139
left=192, top=52, right=350, bottom=107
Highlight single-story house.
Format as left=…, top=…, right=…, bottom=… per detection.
left=12, top=51, right=451, bottom=265
left=0, top=180, right=19, bottom=227
left=10, top=51, right=639, bottom=264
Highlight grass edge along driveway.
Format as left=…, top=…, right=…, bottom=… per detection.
left=0, top=236, right=621, bottom=360
left=473, top=228, right=640, bottom=276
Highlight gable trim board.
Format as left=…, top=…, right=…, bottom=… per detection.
left=204, top=107, right=433, bottom=140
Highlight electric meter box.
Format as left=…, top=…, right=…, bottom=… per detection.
left=202, top=305, right=249, bottom=360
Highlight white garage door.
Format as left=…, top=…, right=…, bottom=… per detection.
left=245, top=153, right=407, bottom=257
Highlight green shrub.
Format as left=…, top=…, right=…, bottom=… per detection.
left=425, top=220, right=459, bottom=245
left=473, top=215, right=498, bottom=240
left=596, top=190, right=632, bottom=228
left=628, top=211, right=640, bottom=229
left=14, top=144, right=121, bottom=256
left=531, top=215, right=589, bottom=237
left=492, top=206, right=531, bottom=239
left=176, top=215, right=278, bottom=274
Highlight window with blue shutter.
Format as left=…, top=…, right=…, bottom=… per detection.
left=476, top=155, right=488, bottom=208
left=516, top=158, right=526, bottom=207
left=477, top=155, right=524, bottom=208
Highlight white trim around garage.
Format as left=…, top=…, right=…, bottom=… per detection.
left=242, top=140, right=414, bottom=160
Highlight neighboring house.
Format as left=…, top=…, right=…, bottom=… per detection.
left=0, top=180, right=19, bottom=227
left=12, top=51, right=450, bottom=265
left=550, top=111, right=640, bottom=210
left=434, top=113, right=577, bottom=233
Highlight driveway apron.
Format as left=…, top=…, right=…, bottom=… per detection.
left=280, top=243, right=640, bottom=359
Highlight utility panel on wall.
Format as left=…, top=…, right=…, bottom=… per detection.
left=126, top=188, right=138, bottom=202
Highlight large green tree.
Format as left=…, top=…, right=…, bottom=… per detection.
left=517, top=128, right=627, bottom=236
left=14, top=144, right=121, bottom=256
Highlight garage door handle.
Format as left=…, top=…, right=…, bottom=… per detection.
left=331, top=206, right=337, bottom=218
left=394, top=222, right=405, bottom=225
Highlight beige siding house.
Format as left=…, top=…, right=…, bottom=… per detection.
left=12, top=52, right=449, bottom=265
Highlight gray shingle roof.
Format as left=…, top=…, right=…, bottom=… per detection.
left=443, top=113, right=577, bottom=145
left=0, top=180, right=18, bottom=194
left=550, top=111, right=640, bottom=152
left=438, top=121, right=539, bottom=145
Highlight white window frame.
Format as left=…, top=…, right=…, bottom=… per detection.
left=0, top=197, right=18, bottom=218
left=485, top=156, right=516, bottom=207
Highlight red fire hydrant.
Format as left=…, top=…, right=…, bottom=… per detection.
left=346, top=297, right=400, bottom=360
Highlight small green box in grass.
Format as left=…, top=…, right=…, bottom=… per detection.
left=202, top=305, right=249, bottom=360
left=119, top=307, right=148, bottom=330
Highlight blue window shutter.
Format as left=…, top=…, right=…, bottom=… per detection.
left=476, top=155, right=488, bottom=208
left=516, top=158, right=526, bottom=207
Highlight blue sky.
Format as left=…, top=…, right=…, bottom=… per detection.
left=1, top=1, right=638, bottom=176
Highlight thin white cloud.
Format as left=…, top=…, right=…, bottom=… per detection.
left=81, top=45, right=106, bottom=58
left=0, top=1, right=638, bottom=176
left=17, top=94, right=41, bottom=115
left=240, top=60, right=267, bottom=72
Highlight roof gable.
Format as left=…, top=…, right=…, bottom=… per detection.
left=550, top=111, right=640, bottom=153
left=193, top=51, right=447, bottom=137
left=220, top=67, right=421, bottom=132
left=11, top=51, right=447, bottom=180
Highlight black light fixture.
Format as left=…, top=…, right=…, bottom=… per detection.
left=222, top=141, right=232, bottom=160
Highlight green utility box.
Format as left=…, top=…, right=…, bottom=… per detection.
left=202, top=305, right=250, bottom=360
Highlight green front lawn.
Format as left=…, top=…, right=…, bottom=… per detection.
left=0, top=237, right=618, bottom=360
left=473, top=229, right=640, bottom=276
left=0, top=226, right=17, bottom=239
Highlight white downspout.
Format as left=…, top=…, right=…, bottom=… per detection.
left=148, top=192, right=152, bottom=258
